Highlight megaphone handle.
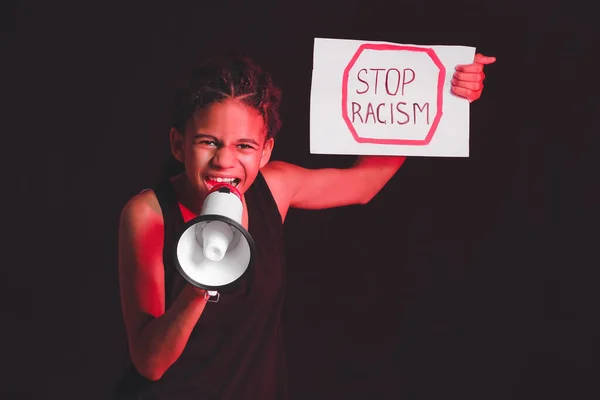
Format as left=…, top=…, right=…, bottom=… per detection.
left=205, top=290, right=220, bottom=303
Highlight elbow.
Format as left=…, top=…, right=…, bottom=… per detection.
left=141, top=368, right=164, bottom=382
left=358, top=191, right=377, bottom=205
left=134, top=361, right=165, bottom=382
left=132, top=352, right=166, bottom=381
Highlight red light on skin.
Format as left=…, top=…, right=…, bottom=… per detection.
left=136, top=217, right=167, bottom=318
left=178, top=203, right=198, bottom=223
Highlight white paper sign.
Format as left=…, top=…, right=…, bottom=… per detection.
left=310, top=38, right=475, bottom=157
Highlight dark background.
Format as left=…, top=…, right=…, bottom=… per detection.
left=8, top=1, right=598, bottom=399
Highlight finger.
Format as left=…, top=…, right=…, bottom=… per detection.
left=455, top=63, right=484, bottom=73
left=453, top=70, right=485, bottom=82
left=451, top=78, right=483, bottom=92
left=474, top=53, right=497, bottom=65
left=451, top=86, right=481, bottom=102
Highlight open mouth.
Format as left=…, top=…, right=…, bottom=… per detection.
left=205, top=176, right=241, bottom=188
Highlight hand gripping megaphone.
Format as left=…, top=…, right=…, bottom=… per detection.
left=173, top=183, right=256, bottom=302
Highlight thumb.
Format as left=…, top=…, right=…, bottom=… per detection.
left=474, top=53, right=497, bottom=65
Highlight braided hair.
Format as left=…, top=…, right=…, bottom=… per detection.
left=171, top=56, right=283, bottom=139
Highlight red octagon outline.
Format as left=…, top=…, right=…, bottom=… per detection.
left=342, top=44, right=446, bottom=145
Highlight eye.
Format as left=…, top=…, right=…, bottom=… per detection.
left=237, top=143, right=255, bottom=150
left=198, top=140, right=217, bottom=146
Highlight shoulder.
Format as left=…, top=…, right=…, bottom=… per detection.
left=119, top=188, right=164, bottom=232
left=261, top=160, right=316, bottom=199
left=118, top=188, right=167, bottom=273
left=261, top=160, right=293, bottom=175
left=261, top=160, right=303, bottom=185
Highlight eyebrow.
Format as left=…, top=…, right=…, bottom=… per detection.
left=192, top=133, right=218, bottom=141
left=237, top=138, right=260, bottom=146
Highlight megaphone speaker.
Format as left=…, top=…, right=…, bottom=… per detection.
left=174, top=183, right=256, bottom=302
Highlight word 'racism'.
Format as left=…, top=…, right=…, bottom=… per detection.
left=351, top=68, right=430, bottom=126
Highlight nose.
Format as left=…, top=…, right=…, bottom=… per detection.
left=211, top=146, right=236, bottom=169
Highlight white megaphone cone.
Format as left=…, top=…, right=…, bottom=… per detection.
left=174, top=183, right=256, bottom=302
left=201, top=220, right=234, bottom=262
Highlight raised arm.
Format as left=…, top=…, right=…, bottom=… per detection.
left=262, top=54, right=496, bottom=220
left=118, top=190, right=208, bottom=381
left=263, top=156, right=405, bottom=214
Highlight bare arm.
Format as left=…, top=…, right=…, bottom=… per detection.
left=262, top=155, right=406, bottom=215
left=118, top=191, right=208, bottom=381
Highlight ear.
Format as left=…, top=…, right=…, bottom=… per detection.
left=259, top=137, right=274, bottom=169
left=169, top=128, right=185, bottom=162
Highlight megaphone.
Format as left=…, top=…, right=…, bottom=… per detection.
left=173, top=183, right=256, bottom=302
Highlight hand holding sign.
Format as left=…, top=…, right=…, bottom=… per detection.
left=452, top=53, right=497, bottom=102
left=310, top=38, right=495, bottom=157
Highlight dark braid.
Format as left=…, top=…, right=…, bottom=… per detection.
left=171, top=56, right=282, bottom=139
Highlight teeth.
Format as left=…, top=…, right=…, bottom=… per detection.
left=207, top=177, right=239, bottom=186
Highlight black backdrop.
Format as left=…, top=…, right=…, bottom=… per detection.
left=8, top=1, right=597, bottom=399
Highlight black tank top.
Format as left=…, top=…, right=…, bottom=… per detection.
left=115, top=172, right=288, bottom=399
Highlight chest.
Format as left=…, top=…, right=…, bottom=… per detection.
left=174, top=196, right=285, bottom=315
